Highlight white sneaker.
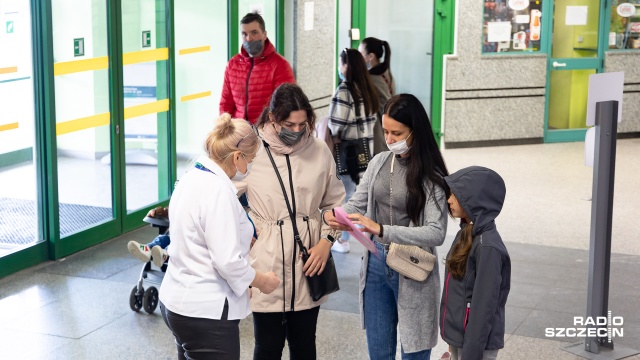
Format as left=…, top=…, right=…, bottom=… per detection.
left=127, top=241, right=151, bottom=263
left=151, top=246, right=169, bottom=267
left=331, top=239, right=350, bottom=253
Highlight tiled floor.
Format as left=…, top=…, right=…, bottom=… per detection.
left=0, top=139, right=639, bottom=359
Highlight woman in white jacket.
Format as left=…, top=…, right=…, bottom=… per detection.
left=159, top=114, right=280, bottom=360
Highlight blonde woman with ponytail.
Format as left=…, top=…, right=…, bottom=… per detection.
left=159, top=113, right=280, bottom=360
left=440, top=166, right=510, bottom=360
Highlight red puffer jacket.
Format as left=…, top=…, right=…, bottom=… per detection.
left=219, top=38, right=295, bottom=124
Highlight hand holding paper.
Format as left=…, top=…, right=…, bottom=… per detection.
left=333, top=208, right=378, bottom=255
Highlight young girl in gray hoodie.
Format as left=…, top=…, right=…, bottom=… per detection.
left=440, top=166, right=511, bottom=360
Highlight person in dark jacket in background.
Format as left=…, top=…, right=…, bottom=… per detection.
left=220, top=12, right=295, bottom=124
left=358, top=37, right=395, bottom=155
left=440, top=166, right=511, bottom=360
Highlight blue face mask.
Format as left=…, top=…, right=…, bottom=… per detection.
left=338, top=70, right=345, bottom=81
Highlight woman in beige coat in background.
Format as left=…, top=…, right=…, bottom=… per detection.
left=245, top=83, right=345, bottom=360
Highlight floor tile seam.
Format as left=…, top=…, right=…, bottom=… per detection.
left=34, top=271, right=118, bottom=281
left=503, top=242, right=640, bottom=259
left=71, top=312, right=130, bottom=340
left=506, top=307, right=533, bottom=337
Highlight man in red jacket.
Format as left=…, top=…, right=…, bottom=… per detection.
left=220, top=12, right=295, bottom=124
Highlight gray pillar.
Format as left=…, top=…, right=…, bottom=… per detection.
left=585, top=100, right=618, bottom=353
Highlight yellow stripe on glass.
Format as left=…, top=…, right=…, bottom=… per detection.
left=52, top=48, right=168, bottom=76
left=56, top=112, right=110, bottom=135
left=178, top=46, right=211, bottom=55
left=180, top=91, right=212, bottom=102
left=54, top=57, right=109, bottom=76
left=0, top=122, right=19, bottom=132
left=124, top=99, right=170, bottom=119
left=0, top=66, right=18, bottom=74
left=54, top=100, right=169, bottom=135
left=123, top=48, right=169, bottom=65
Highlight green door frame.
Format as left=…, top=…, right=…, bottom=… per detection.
left=542, top=0, right=608, bottom=143
left=1, top=0, right=289, bottom=279
left=0, top=0, right=176, bottom=277
left=0, top=0, right=53, bottom=278
left=432, top=0, right=456, bottom=146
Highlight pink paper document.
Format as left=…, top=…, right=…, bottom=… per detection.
left=333, top=207, right=378, bottom=255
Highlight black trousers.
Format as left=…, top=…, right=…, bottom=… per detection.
left=160, top=300, right=240, bottom=360
left=252, top=306, right=320, bottom=360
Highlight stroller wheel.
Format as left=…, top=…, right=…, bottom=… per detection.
left=129, top=285, right=144, bottom=312
left=143, top=286, right=159, bottom=314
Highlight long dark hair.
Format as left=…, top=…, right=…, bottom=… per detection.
left=361, top=37, right=392, bottom=74
left=340, top=48, right=379, bottom=117
left=447, top=222, right=474, bottom=279
left=384, top=94, right=449, bottom=224
left=256, top=83, right=316, bottom=129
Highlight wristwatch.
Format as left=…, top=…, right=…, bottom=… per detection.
left=323, top=234, right=336, bottom=244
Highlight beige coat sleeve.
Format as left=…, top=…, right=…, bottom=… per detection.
left=318, top=144, right=345, bottom=240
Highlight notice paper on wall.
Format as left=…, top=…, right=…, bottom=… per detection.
left=566, top=6, right=588, bottom=26
left=304, top=2, right=314, bottom=31
left=487, top=21, right=512, bottom=42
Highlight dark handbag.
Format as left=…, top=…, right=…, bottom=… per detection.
left=263, top=141, right=340, bottom=301
left=333, top=138, right=371, bottom=176
left=332, top=101, right=371, bottom=183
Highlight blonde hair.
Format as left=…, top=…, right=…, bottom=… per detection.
left=205, top=113, right=260, bottom=162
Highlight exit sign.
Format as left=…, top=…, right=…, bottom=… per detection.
left=6, top=21, right=14, bottom=33
left=74, top=38, right=84, bottom=57
left=142, top=31, right=151, bottom=48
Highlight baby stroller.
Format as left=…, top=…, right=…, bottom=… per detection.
left=129, top=215, right=169, bottom=314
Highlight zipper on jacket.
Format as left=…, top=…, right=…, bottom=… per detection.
left=244, top=58, right=254, bottom=121
left=464, top=302, right=471, bottom=332
left=291, top=234, right=296, bottom=312
left=277, top=220, right=287, bottom=323
left=441, top=272, right=451, bottom=339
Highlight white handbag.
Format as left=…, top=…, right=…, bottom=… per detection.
left=386, top=243, right=436, bottom=281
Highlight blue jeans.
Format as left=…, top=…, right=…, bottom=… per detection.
left=147, top=234, right=171, bottom=249
left=364, top=242, right=432, bottom=360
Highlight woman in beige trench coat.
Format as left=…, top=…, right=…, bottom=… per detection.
left=245, top=83, right=346, bottom=360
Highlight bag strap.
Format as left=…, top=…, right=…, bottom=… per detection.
left=262, top=141, right=309, bottom=257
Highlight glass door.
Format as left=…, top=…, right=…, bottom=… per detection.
left=364, top=0, right=434, bottom=114
left=49, top=0, right=172, bottom=257
left=51, top=0, right=119, bottom=256
left=120, top=0, right=172, bottom=228
left=0, top=0, right=43, bottom=260
left=174, top=0, right=228, bottom=176
left=544, top=0, right=604, bottom=142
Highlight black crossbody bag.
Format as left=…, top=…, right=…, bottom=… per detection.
left=263, top=141, right=340, bottom=301
left=333, top=100, right=371, bottom=184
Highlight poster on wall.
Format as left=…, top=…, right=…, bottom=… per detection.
left=482, top=0, right=542, bottom=53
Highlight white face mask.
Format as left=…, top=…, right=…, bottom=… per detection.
left=232, top=154, right=252, bottom=181
left=387, top=132, right=412, bottom=155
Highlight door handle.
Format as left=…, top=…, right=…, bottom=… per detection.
left=553, top=61, right=567, bottom=68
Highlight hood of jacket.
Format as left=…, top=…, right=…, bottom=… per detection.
left=444, top=166, right=505, bottom=235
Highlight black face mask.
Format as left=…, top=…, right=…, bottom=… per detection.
left=278, top=127, right=306, bottom=146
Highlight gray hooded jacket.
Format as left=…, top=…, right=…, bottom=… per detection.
left=440, top=166, right=511, bottom=360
